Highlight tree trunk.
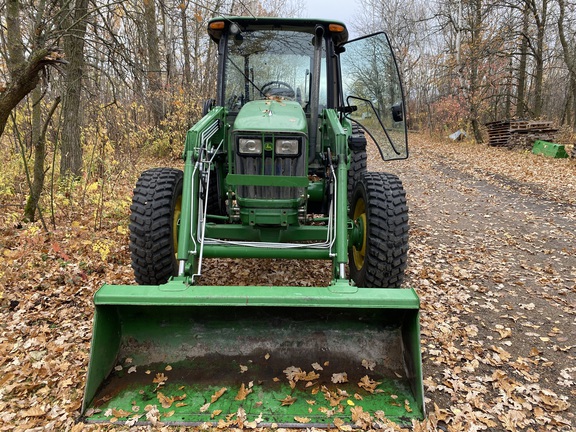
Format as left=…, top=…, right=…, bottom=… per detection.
left=529, top=0, right=547, bottom=118
left=6, top=0, right=25, bottom=73
left=24, top=87, right=43, bottom=221
left=504, top=56, right=513, bottom=118
left=143, top=0, right=164, bottom=125
left=515, top=4, right=529, bottom=118
left=468, top=0, right=484, bottom=143
left=0, top=0, right=62, bottom=139
left=181, top=1, right=192, bottom=86
left=24, top=94, right=60, bottom=222
left=0, top=48, right=62, bottom=138
left=557, top=0, right=576, bottom=129
left=59, top=0, right=89, bottom=178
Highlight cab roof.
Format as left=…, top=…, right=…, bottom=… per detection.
left=207, top=16, right=349, bottom=46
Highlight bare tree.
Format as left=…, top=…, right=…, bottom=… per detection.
left=143, top=0, right=164, bottom=125
left=525, top=0, right=550, bottom=117
left=60, top=0, right=90, bottom=177
left=556, top=0, right=576, bottom=127
left=0, top=0, right=64, bottom=138
left=515, top=3, right=530, bottom=117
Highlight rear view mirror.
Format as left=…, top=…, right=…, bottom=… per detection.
left=392, top=102, right=403, bottom=122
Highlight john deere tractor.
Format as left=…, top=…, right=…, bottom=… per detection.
left=82, top=17, right=424, bottom=427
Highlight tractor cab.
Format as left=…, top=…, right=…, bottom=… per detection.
left=205, top=17, right=408, bottom=228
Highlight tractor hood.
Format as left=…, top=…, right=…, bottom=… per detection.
left=232, top=99, right=307, bottom=134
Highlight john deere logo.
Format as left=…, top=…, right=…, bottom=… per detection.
left=264, top=142, right=273, bottom=151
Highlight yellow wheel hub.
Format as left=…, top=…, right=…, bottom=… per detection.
left=352, top=197, right=367, bottom=270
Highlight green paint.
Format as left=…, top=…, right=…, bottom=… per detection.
left=226, top=174, right=309, bottom=187
left=82, top=285, right=424, bottom=426
left=204, top=224, right=328, bottom=242
left=322, top=109, right=350, bottom=268
left=92, top=283, right=420, bottom=308
left=232, top=100, right=308, bottom=134
left=532, top=140, right=569, bottom=158
left=85, top=376, right=421, bottom=426
left=82, top=17, right=425, bottom=429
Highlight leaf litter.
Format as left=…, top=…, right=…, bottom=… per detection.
left=0, top=135, right=574, bottom=430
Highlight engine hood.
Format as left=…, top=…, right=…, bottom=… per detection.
left=232, top=99, right=308, bottom=134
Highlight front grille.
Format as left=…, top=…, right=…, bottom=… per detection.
left=234, top=135, right=306, bottom=200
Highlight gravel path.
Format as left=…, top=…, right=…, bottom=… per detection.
left=376, top=134, right=575, bottom=431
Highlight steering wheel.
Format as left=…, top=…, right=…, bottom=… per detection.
left=260, top=81, right=295, bottom=98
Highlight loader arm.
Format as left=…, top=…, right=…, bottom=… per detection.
left=321, top=108, right=350, bottom=281
left=177, top=106, right=227, bottom=279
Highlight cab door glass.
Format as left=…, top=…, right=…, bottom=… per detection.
left=340, top=32, right=408, bottom=160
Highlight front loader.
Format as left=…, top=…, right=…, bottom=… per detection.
left=82, top=17, right=424, bottom=427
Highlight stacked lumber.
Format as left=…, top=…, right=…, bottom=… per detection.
left=485, top=120, right=510, bottom=147
left=485, top=120, right=558, bottom=149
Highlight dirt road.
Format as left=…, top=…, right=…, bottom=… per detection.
left=378, top=134, right=575, bottom=430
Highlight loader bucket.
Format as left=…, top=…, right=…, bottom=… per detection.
left=81, top=280, right=424, bottom=427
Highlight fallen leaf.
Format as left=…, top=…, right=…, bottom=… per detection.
left=111, top=408, right=132, bottom=418
left=280, top=395, right=297, bottom=406
left=211, top=387, right=227, bottom=403
left=358, top=375, right=382, bottom=394
left=20, top=406, right=45, bottom=418
left=331, top=372, right=348, bottom=383
left=157, top=392, right=174, bottom=409
left=362, top=359, right=376, bottom=370
left=235, top=383, right=252, bottom=401
left=153, top=373, right=168, bottom=384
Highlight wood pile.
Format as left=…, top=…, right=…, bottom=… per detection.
left=486, top=120, right=558, bottom=150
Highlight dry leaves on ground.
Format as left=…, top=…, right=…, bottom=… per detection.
left=0, top=134, right=574, bottom=431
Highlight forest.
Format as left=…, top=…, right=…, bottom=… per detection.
left=1, top=0, right=575, bottom=431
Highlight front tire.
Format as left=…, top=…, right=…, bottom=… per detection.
left=129, top=168, right=183, bottom=285
left=349, top=172, right=409, bottom=288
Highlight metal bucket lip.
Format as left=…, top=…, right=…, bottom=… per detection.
left=93, top=281, right=421, bottom=309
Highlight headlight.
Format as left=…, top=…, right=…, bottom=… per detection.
left=238, top=138, right=262, bottom=155
left=275, top=139, right=299, bottom=156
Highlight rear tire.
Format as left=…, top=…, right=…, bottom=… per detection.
left=347, top=126, right=367, bottom=202
left=129, top=168, right=183, bottom=285
left=349, top=172, right=408, bottom=288
left=348, top=150, right=367, bottom=202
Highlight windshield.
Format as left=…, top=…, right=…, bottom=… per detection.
left=224, top=29, right=326, bottom=112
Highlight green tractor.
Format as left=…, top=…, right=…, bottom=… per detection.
left=82, top=17, right=424, bottom=427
